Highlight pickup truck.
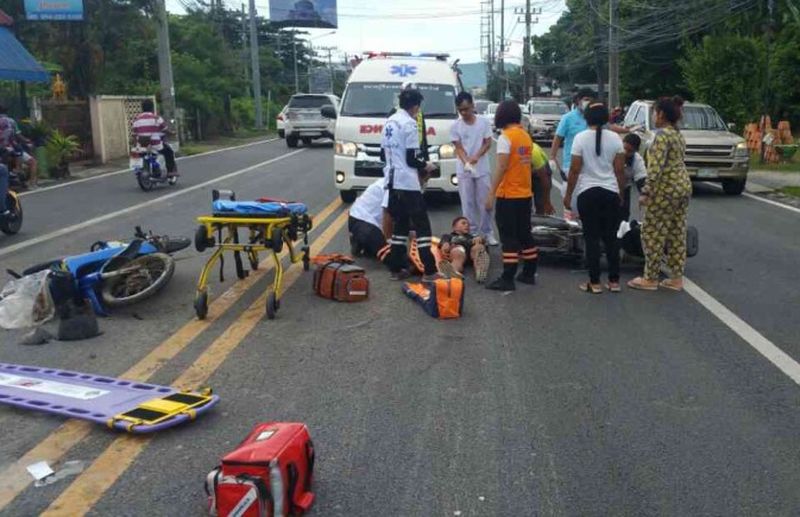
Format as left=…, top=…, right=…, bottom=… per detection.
left=624, top=100, right=750, bottom=195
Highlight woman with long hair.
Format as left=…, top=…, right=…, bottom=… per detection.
left=628, top=96, right=691, bottom=291
left=563, top=102, right=626, bottom=294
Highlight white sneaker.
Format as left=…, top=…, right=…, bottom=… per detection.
left=486, top=235, right=499, bottom=247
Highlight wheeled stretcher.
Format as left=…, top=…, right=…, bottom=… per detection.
left=193, top=190, right=312, bottom=320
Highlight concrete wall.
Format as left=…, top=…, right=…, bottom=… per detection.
left=89, top=95, right=155, bottom=163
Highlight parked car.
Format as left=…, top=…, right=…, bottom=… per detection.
left=624, top=99, right=750, bottom=195
left=526, top=98, right=568, bottom=144
left=276, top=105, right=288, bottom=138
left=474, top=99, right=491, bottom=115
left=284, top=93, right=339, bottom=148
left=519, top=104, right=532, bottom=135
left=481, top=102, right=499, bottom=131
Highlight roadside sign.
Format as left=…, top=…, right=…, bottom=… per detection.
left=24, top=0, right=84, bottom=20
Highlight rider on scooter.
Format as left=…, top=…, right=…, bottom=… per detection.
left=0, top=104, right=38, bottom=188
left=0, top=162, right=9, bottom=217
left=131, top=99, right=177, bottom=177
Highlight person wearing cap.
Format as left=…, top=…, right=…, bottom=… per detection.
left=381, top=88, right=441, bottom=281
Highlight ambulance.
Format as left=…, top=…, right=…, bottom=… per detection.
left=324, top=52, right=462, bottom=203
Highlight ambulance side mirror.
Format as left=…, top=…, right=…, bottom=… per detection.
left=321, top=105, right=337, bottom=120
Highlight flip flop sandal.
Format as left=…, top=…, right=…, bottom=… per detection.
left=659, top=279, right=684, bottom=291
left=579, top=282, right=603, bottom=294
left=627, top=277, right=658, bottom=291
left=606, top=283, right=622, bottom=293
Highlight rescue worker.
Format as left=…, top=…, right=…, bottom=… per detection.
left=381, top=88, right=440, bottom=281
left=348, top=178, right=389, bottom=259
left=485, top=101, right=550, bottom=291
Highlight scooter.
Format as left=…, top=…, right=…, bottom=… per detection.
left=8, top=227, right=190, bottom=316
left=130, top=137, right=177, bottom=192
left=530, top=214, right=699, bottom=263
left=0, top=189, right=22, bottom=235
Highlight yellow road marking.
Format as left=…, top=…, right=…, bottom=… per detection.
left=41, top=210, right=350, bottom=517
left=0, top=198, right=341, bottom=512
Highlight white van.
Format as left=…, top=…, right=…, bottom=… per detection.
left=326, top=52, right=462, bottom=203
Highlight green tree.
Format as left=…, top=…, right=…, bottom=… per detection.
left=681, top=34, right=764, bottom=127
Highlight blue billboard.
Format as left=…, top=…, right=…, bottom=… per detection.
left=270, top=0, right=337, bottom=29
left=24, top=0, right=84, bottom=21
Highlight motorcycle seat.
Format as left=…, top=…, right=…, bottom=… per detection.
left=530, top=215, right=573, bottom=231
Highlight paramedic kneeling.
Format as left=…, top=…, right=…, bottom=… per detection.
left=382, top=88, right=440, bottom=281
left=348, top=179, right=387, bottom=258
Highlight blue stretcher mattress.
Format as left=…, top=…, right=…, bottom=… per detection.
left=212, top=200, right=308, bottom=216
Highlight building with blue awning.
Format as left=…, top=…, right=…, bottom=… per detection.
left=0, top=9, right=49, bottom=83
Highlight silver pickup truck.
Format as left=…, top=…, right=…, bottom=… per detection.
left=625, top=100, right=750, bottom=195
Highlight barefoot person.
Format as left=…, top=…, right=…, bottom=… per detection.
left=628, top=96, right=691, bottom=292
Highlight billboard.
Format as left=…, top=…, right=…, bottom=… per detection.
left=25, top=0, right=84, bottom=20
left=269, top=0, right=337, bottom=29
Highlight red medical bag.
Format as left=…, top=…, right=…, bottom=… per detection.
left=206, top=422, right=315, bottom=516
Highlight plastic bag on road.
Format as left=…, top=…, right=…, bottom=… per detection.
left=0, top=270, right=55, bottom=330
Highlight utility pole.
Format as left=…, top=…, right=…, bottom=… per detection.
left=490, top=0, right=495, bottom=72
left=241, top=4, right=249, bottom=97
left=155, top=0, right=176, bottom=125
left=248, top=0, right=263, bottom=128
left=318, top=46, right=337, bottom=93
left=517, top=1, right=541, bottom=102
left=307, top=43, right=313, bottom=92
left=608, top=0, right=619, bottom=109
left=761, top=0, right=775, bottom=162
left=498, top=0, right=504, bottom=79
left=293, top=33, right=300, bottom=93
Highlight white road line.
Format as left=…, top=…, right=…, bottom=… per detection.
left=683, top=277, right=800, bottom=385
left=18, top=138, right=279, bottom=197
left=0, top=148, right=306, bottom=259
left=553, top=178, right=800, bottom=385
left=701, top=182, right=800, bottom=215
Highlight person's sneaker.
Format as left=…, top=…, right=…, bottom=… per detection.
left=421, top=272, right=446, bottom=282
left=516, top=273, right=536, bottom=285
left=390, top=269, right=411, bottom=281
left=437, top=260, right=460, bottom=279
left=486, top=277, right=515, bottom=291
left=473, top=248, right=490, bottom=283
left=486, top=235, right=500, bottom=246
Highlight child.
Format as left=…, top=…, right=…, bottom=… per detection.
left=437, top=216, right=491, bottom=283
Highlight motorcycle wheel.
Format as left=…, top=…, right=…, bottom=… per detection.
left=0, top=193, right=23, bottom=235
left=137, top=168, right=154, bottom=192
left=100, top=252, right=175, bottom=307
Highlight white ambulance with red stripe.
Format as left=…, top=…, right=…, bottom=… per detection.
left=326, top=52, right=462, bottom=203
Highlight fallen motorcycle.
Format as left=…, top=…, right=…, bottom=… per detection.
left=530, top=215, right=699, bottom=264
left=7, top=227, right=190, bottom=316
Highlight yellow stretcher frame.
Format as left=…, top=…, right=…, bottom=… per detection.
left=193, top=212, right=312, bottom=320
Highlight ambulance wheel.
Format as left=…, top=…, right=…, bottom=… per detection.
left=194, top=291, right=208, bottom=320
left=266, top=291, right=278, bottom=320
left=194, top=225, right=213, bottom=252
left=270, top=227, right=284, bottom=253
left=339, top=190, right=356, bottom=203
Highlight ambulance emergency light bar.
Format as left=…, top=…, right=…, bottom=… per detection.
left=364, top=52, right=450, bottom=61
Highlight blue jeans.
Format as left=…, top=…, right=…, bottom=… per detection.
left=0, top=164, right=8, bottom=212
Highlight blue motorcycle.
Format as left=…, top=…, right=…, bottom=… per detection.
left=10, top=227, right=190, bottom=316
left=130, top=138, right=177, bottom=192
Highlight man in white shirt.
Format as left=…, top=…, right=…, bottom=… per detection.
left=382, top=88, right=440, bottom=281
left=450, top=91, right=497, bottom=245
left=348, top=179, right=387, bottom=258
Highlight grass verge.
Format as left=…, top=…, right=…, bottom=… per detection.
left=779, top=186, right=800, bottom=198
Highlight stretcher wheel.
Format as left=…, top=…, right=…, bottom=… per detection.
left=194, top=291, right=208, bottom=320
left=270, top=227, right=284, bottom=253
left=302, top=246, right=310, bottom=271
left=234, top=252, right=248, bottom=279
left=194, top=225, right=214, bottom=252
left=266, top=291, right=278, bottom=320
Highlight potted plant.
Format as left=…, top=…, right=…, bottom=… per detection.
left=45, top=130, right=80, bottom=178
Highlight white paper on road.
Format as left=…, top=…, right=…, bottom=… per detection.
left=25, top=461, right=54, bottom=481
left=0, top=373, right=110, bottom=400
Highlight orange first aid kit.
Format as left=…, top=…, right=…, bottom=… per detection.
left=205, top=422, right=315, bottom=517
left=402, top=278, right=464, bottom=319
left=312, top=255, right=369, bottom=302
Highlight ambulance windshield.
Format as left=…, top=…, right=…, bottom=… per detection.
left=341, top=82, right=457, bottom=119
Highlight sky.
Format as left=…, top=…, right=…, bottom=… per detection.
left=166, top=0, right=567, bottom=65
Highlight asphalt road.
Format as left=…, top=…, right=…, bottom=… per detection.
left=0, top=139, right=799, bottom=516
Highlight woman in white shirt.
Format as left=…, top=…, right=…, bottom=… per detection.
left=563, top=102, right=626, bottom=294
